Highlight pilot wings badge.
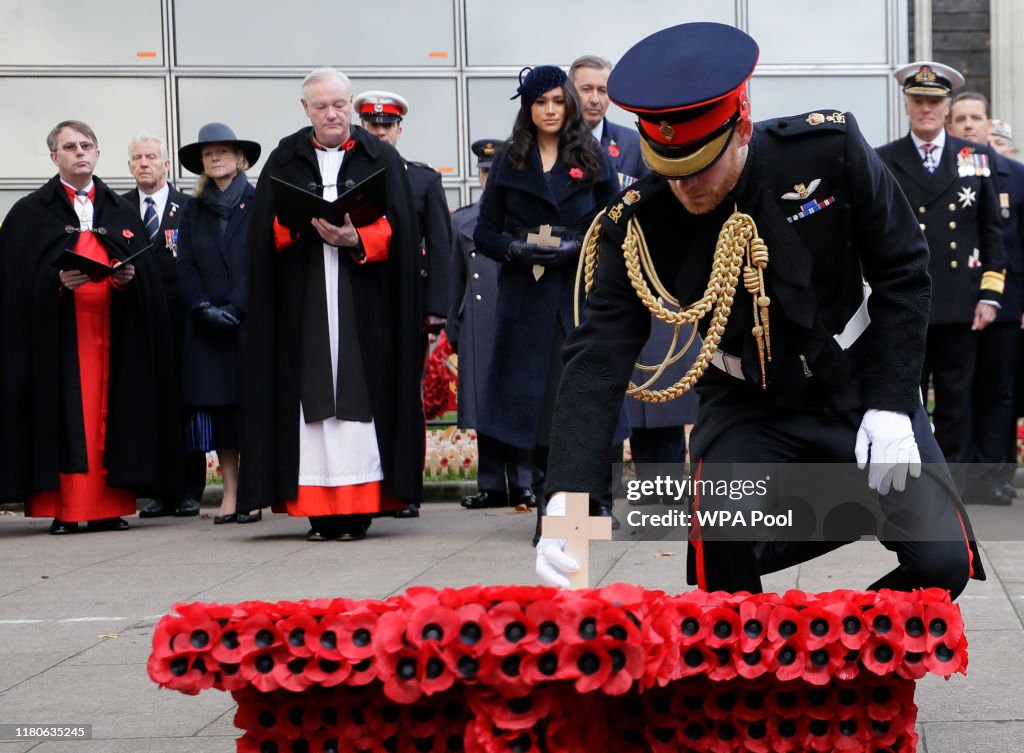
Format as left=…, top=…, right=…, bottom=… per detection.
left=781, top=178, right=821, bottom=201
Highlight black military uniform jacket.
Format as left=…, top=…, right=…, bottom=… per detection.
left=877, top=134, right=1004, bottom=324
left=546, top=111, right=932, bottom=497
left=405, top=160, right=452, bottom=319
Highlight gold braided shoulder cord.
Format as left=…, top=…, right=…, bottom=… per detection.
left=574, top=205, right=771, bottom=403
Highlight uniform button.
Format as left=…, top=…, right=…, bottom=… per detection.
left=950, top=241, right=957, bottom=250
left=949, top=221, right=956, bottom=229
left=949, top=203, right=956, bottom=212
left=919, top=223, right=926, bottom=232
left=420, top=269, right=428, bottom=278
left=469, top=252, right=476, bottom=258
left=474, top=294, right=482, bottom=301
left=472, top=273, right=479, bottom=279
left=951, top=260, right=958, bottom=269
left=918, top=206, right=926, bottom=215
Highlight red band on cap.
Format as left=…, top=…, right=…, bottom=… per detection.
left=358, top=103, right=403, bottom=116
left=637, top=81, right=750, bottom=146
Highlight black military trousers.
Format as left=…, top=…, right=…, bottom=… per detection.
left=476, top=432, right=533, bottom=493
left=691, top=405, right=975, bottom=598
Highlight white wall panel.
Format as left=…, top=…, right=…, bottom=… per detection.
left=464, top=0, right=735, bottom=66
left=0, top=0, right=164, bottom=66
left=173, top=0, right=456, bottom=67
left=0, top=77, right=167, bottom=181
left=750, top=0, right=891, bottom=65
left=749, top=76, right=892, bottom=147
left=176, top=77, right=458, bottom=181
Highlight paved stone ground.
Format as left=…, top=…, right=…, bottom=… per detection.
left=0, top=492, right=1021, bottom=752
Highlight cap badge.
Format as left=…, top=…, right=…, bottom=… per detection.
left=915, top=66, right=937, bottom=84
left=484, top=143, right=494, bottom=155
left=781, top=179, right=821, bottom=201
left=806, top=112, right=825, bottom=126
left=623, top=189, right=641, bottom=206
left=373, top=103, right=384, bottom=113
left=659, top=121, right=675, bottom=140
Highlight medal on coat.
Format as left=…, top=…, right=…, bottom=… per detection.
left=956, top=186, right=976, bottom=209
left=165, top=228, right=179, bottom=257
left=968, top=248, right=982, bottom=268
left=1000, top=192, right=1011, bottom=219
left=957, top=148, right=991, bottom=177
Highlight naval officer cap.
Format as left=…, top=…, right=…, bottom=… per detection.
left=895, top=61, right=965, bottom=97
left=354, top=90, right=409, bottom=124
left=471, top=139, right=501, bottom=169
left=608, top=22, right=759, bottom=178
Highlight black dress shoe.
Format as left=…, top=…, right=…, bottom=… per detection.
left=962, top=483, right=1013, bottom=506
left=213, top=513, right=237, bottom=524
left=394, top=506, right=420, bottom=518
left=174, top=498, right=201, bottom=517
left=461, top=491, right=508, bottom=509
left=139, top=499, right=173, bottom=518
left=338, top=520, right=371, bottom=541
left=510, top=488, right=537, bottom=508
left=49, top=519, right=79, bottom=535
left=87, top=517, right=130, bottom=531
left=236, top=510, right=263, bottom=524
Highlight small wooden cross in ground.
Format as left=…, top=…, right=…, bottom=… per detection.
left=541, top=492, right=612, bottom=589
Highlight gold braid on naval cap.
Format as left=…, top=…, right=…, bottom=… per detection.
left=574, top=206, right=771, bottom=401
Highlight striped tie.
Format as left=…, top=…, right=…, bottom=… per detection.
left=143, top=196, right=160, bottom=240
left=921, top=143, right=937, bottom=173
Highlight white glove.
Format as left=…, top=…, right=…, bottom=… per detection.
left=854, top=409, right=922, bottom=495
left=535, top=493, right=579, bottom=588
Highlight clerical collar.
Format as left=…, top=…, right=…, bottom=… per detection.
left=312, top=134, right=342, bottom=152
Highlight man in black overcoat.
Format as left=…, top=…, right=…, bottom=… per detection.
left=0, top=120, right=182, bottom=518
left=122, top=132, right=204, bottom=517
left=877, top=62, right=1005, bottom=468
left=535, top=24, right=984, bottom=598
left=239, top=69, right=424, bottom=537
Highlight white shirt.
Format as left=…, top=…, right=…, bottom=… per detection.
left=137, top=182, right=170, bottom=223
left=911, top=128, right=946, bottom=166
left=591, top=119, right=605, bottom=144
left=61, top=178, right=95, bottom=230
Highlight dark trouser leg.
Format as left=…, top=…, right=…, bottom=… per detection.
left=969, top=321, right=1018, bottom=493
left=184, top=450, right=207, bottom=502
left=476, top=432, right=510, bottom=494
left=309, top=515, right=346, bottom=539
left=691, top=406, right=975, bottom=597
left=924, top=323, right=977, bottom=465
left=631, top=427, right=687, bottom=503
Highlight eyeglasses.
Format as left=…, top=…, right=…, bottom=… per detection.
left=56, top=141, right=97, bottom=153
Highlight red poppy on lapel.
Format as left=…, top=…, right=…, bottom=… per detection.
left=569, top=167, right=584, bottom=179
left=608, top=143, right=620, bottom=158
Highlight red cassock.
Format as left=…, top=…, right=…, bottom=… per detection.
left=25, top=186, right=136, bottom=523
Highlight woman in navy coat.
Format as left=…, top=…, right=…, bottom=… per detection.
left=176, top=123, right=260, bottom=524
left=474, top=66, right=617, bottom=474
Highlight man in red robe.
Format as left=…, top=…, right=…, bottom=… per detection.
left=239, top=69, right=424, bottom=541
left=0, top=120, right=182, bottom=533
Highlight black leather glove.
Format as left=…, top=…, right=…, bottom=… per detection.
left=549, top=237, right=581, bottom=266
left=195, top=302, right=241, bottom=338
left=506, top=239, right=559, bottom=266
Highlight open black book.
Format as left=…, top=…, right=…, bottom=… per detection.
left=271, top=169, right=387, bottom=228
left=52, top=242, right=154, bottom=283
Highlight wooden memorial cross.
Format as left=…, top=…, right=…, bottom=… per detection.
left=526, top=223, right=561, bottom=281
left=541, top=492, right=612, bottom=589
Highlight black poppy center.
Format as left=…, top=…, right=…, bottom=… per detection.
left=578, top=617, right=597, bottom=640
left=811, top=649, right=829, bottom=667
left=353, top=628, right=372, bottom=648
left=457, top=655, right=478, bottom=678
left=459, top=623, right=482, bottom=646
left=684, top=648, right=704, bottom=667
left=221, top=630, right=239, bottom=649
left=777, top=646, right=796, bottom=665
left=504, top=622, right=527, bottom=643
left=255, top=629, right=275, bottom=648
left=190, top=629, right=209, bottom=648
left=288, top=628, right=306, bottom=647
left=743, top=619, right=762, bottom=638
left=929, top=618, right=948, bottom=637
left=713, top=620, right=733, bottom=639
left=872, top=614, right=893, bottom=634
left=873, top=644, right=894, bottom=663
left=398, top=658, right=418, bottom=680
left=539, top=621, right=559, bottom=643
left=810, top=618, right=829, bottom=637
left=538, top=653, right=558, bottom=676
left=501, top=655, right=521, bottom=677
left=255, top=654, right=274, bottom=674
left=578, top=652, right=601, bottom=675
left=843, top=616, right=862, bottom=635
left=422, top=623, right=444, bottom=641
left=905, top=617, right=924, bottom=636
left=320, top=630, right=337, bottom=650
left=681, top=617, right=700, bottom=636
left=170, top=657, right=189, bottom=677
left=778, top=620, right=797, bottom=638
left=258, top=710, right=276, bottom=728
left=426, top=658, right=445, bottom=679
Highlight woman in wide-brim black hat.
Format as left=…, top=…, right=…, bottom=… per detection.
left=176, top=122, right=261, bottom=524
